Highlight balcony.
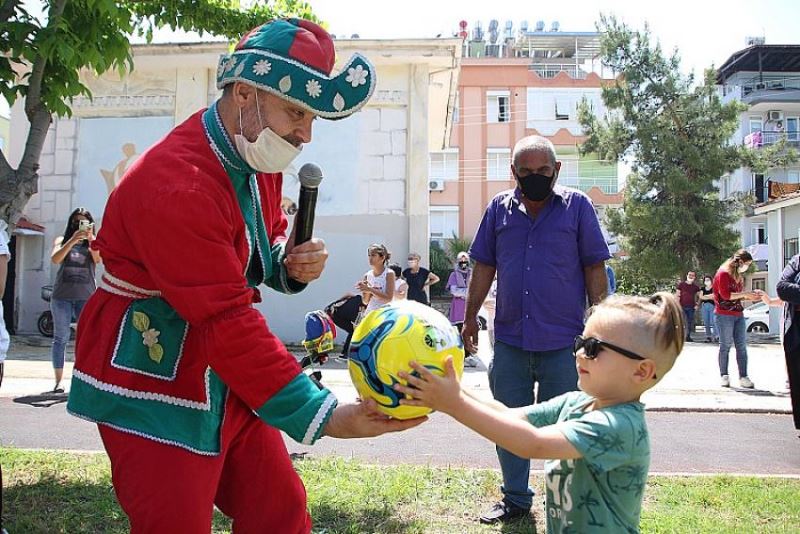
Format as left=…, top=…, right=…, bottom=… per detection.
left=740, top=74, right=800, bottom=105
left=744, top=131, right=800, bottom=149
left=529, top=63, right=588, bottom=79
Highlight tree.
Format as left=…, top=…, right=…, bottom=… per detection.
left=0, top=0, right=317, bottom=223
left=578, top=16, right=794, bottom=282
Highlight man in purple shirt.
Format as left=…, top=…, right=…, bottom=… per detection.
left=464, top=135, right=610, bottom=524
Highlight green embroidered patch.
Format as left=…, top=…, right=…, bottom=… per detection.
left=111, top=298, right=188, bottom=381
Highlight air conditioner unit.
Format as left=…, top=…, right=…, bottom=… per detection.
left=768, top=110, right=783, bottom=121
left=428, top=179, right=445, bottom=192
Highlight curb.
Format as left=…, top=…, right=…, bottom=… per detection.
left=645, top=406, right=792, bottom=415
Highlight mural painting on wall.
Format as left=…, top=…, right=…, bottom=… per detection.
left=77, top=116, right=173, bottom=220
left=280, top=113, right=362, bottom=219
left=78, top=113, right=365, bottom=222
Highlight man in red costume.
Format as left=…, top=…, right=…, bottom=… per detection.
left=67, top=19, right=422, bottom=533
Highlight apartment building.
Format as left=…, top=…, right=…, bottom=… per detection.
left=429, top=21, right=620, bottom=246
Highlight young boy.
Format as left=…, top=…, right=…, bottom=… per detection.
left=395, top=292, right=685, bottom=533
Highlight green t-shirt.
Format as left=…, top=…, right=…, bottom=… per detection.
left=525, top=391, right=649, bottom=534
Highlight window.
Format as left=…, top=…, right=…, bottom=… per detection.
left=787, top=117, right=799, bottom=141
left=749, top=116, right=763, bottom=134
left=429, top=150, right=459, bottom=182
left=429, top=206, right=459, bottom=239
left=753, top=173, right=766, bottom=203
left=785, top=237, right=798, bottom=268
left=752, top=278, right=766, bottom=292
left=487, top=91, right=510, bottom=123
left=720, top=175, right=730, bottom=199
left=453, top=91, right=460, bottom=124
left=751, top=224, right=766, bottom=245
left=487, top=149, right=511, bottom=181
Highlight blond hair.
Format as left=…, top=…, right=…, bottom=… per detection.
left=589, top=292, right=685, bottom=380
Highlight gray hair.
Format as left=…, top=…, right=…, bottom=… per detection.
left=512, top=135, right=557, bottom=168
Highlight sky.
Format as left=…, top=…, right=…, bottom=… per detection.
left=309, top=0, right=798, bottom=77
left=2, top=0, right=798, bottom=118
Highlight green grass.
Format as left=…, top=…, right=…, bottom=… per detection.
left=2, top=448, right=799, bottom=533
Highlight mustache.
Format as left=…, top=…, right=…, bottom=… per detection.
left=283, top=134, right=304, bottom=148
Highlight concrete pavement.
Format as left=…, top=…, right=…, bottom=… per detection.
left=0, top=331, right=792, bottom=414
left=1, top=332, right=797, bottom=475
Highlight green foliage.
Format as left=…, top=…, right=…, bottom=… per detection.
left=6, top=448, right=800, bottom=533
left=429, top=240, right=452, bottom=298
left=611, top=259, right=673, bottom=296
left=578, top=16, right=754, bottom=281
left=428, top=234, right=473, bottom=298
left=0, top=1, right=317, bottom=118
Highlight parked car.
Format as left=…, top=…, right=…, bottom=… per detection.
left=744, top=302, right=770, bottom=333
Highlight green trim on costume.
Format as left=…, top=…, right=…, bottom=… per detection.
left=256, top=373, right=337, bottom=444
left=202, top=104, right=273, bottom=288
left=67, top=369, right=228, bottom=455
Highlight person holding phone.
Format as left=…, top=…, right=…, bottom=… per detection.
left=49, top=207, right=101, bottom=392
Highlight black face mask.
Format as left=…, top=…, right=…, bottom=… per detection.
left=458, top=261, right=469, bottom=268
left=515, top=171, right=556, bottom=201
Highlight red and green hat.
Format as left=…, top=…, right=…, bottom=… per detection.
left=217, top=18, right=375, bottom=120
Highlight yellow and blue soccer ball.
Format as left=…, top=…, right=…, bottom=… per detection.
left=347, top=300, right=465, bottom=419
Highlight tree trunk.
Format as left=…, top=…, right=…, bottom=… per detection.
left=0, top=108, right=51, bottom=224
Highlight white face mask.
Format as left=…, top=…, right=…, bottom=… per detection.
left=234, top=94, right=301, bottom=173
left=704, top=280, right=712, bottom=288
left=738, top=264, right=750, bottom=273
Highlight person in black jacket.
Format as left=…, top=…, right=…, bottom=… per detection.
left=776, top=254, right=800, bottom=433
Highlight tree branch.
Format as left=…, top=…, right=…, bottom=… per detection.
left=0, top=0, right=19, bottom=24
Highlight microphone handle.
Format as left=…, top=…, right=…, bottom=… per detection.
left=295, top=186, right=318, bottom=245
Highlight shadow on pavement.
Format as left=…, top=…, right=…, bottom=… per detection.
left=12, top=392, right=68, bottom=408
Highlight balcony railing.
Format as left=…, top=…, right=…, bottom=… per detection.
left=744, top=131, right=800, bottom=149
left=529, top=63, right=588, bottom=79
left=741, top=74, right=800, bottom=97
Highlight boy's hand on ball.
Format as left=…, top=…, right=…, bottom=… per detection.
left=322, top=398, right=427, bottom=438
left=395, top=357, right=463, bottom=415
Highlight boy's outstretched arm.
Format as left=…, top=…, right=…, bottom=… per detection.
left=396, top=359, right=581, bottom=460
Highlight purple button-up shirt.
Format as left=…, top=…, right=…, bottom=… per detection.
left=469, top=186, right=611, bottom=351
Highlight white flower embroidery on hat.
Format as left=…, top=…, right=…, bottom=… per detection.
left=345, top=64, right=368, bottom=88
left=223, top=56, right=238, bottom=73
left=306, top=79, right=322, bottom=98
left=253, top=59, right=272, bottom=76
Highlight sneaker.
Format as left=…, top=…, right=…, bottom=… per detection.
left=740, top=376, right=754, bottom=389
left=464, top=355, right=479, bottom=368
left=479, top=500, right=530, bottom=524
left=721, top=375, right=730, bottom=387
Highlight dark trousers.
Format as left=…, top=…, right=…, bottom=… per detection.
left=786, top=346, right=800, bottom=430
left=683, top=306, right=696, bottom=338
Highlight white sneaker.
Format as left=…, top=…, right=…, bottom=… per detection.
left=721, top=375, right=730, bottom=387
left=740, top=376, right=754, bottom=389
left=464, top=355, right=479, bottom=368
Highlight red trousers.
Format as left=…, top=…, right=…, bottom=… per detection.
left=99, top=394, right=312, bottom=534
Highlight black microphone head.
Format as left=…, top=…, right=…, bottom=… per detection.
left=298, top=163, right=323, bottom=189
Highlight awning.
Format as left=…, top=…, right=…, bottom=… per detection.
left=12, top=217, right=45, bottom=236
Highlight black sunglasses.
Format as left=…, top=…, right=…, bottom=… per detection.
left=573, top=335, right=656, bottom=378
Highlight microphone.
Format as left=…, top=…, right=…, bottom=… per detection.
left=295, top=163, right=323, bottom=245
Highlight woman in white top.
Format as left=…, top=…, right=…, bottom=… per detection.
left=389, top=264, right=408, bottom=301
left=356, top=244, right=395, bottom=312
